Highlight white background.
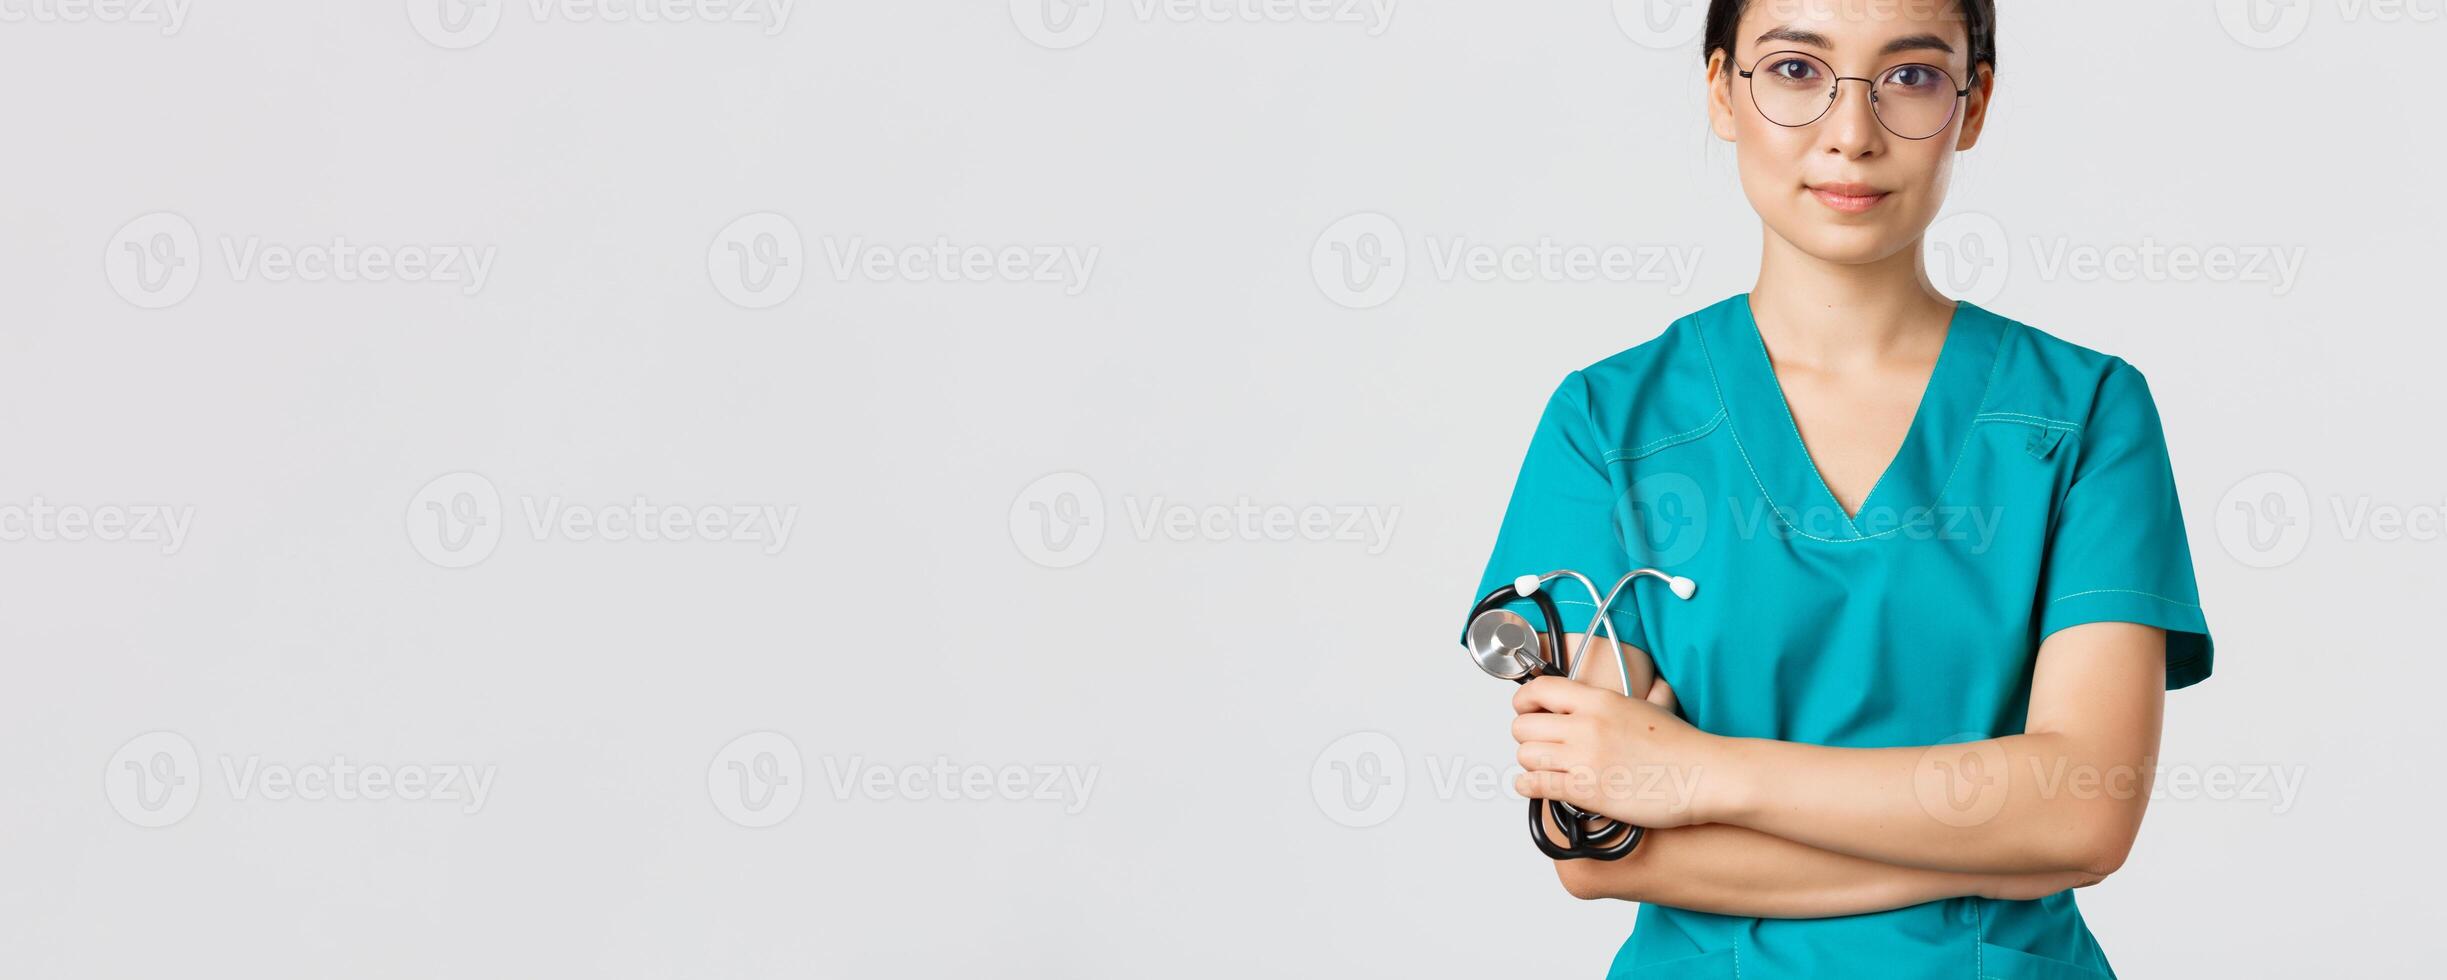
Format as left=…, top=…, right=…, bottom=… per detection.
left=2, top=1, right=2440, bottom=977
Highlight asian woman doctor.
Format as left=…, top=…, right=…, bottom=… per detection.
left=1466, top=3, right=2213, bottom=978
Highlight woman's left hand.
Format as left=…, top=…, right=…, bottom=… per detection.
left=1511, top=675, right=1725, bottom=830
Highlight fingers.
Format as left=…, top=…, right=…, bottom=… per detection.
left=1512, top=675, right=1602, bottom=716
left=1515, top=740, right=1571, bottom=773
left=1509, top=711, right=1573, bottom=745
left=1514, top=769, right=1588, bottom=807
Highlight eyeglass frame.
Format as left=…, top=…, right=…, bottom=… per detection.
left=1733, top=50, right=1976, bottom=141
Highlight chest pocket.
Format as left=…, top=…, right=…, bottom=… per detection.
left=1969, top=410, right=2083, bottom=519
left=1973, top=411, right=2081, bottom=454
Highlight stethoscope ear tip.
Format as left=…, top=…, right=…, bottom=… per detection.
left=1669, top=576, right=1697, bottom=601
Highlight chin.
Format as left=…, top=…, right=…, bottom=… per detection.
left=1772, top=220, right=1921, bottom=267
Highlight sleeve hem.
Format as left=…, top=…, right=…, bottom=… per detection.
left=2040, top=589, right=2213, bottom=690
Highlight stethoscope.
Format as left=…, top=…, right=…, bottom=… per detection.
left=1464, top=568, right=1697, bottom=861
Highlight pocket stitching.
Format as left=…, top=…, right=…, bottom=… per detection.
left=1977, top=941, right=2115, bottom=980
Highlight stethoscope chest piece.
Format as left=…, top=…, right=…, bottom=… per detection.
left=1465, top=608, right=1547, bottom=682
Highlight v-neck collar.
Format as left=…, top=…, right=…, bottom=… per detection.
left=1695, top=293, right=2006, bottom=543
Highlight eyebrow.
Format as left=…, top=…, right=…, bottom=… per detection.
left=1755, top=26, right=1832, bottom=48
left=1753, top=26, right=1960, bottom=58
left=1879, top=33, right=1958, bottom=57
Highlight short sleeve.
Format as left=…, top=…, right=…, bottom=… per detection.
left=2036, top=362, right=2214, bottom=689
left=1462, top=373, right=1642, bottom=649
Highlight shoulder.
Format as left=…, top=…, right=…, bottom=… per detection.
left=1549, top=296, right=1739, bottom=460
left=1972, top=304, right=2164, bottom=434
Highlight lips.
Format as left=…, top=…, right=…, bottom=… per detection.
left=1808, top=182, right=1890, bottom=214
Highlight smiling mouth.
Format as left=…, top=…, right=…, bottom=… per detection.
left=1808, top=184, right=1890, bottom=214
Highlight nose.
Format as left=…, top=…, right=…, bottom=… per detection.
left=1820, top=77, right=1885, bottom=160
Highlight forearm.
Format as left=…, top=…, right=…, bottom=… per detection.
left=1704, top=731, right=2150, bottom=876
left=1548, top=819, right=2096, bottom=918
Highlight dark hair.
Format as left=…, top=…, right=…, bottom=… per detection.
left=1703, top=0, right=1996, bottom=72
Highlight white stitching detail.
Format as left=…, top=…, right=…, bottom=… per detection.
left=1697, top=323, right=1867, bottom=544
left=1974, top=899, right=1987, bottom=980
left=1974, top=410, right=2083, bottom=430
left=1742, top=311, right=1865, bottom=537
left=1605, top=408, right=1728, bottom=462
left=1695, top=311, right=2011, bottom=545
left=2046, top=588, right=2203, bottom=608
left=1917, top=318, right=2017, bottom=520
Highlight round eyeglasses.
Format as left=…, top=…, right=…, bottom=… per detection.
left=1736, top=50, right=1971, bottom=141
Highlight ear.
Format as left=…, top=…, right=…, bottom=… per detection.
left=1706, top=49, right=1738, bottom=142
left=1954, top=63, right=1995, bottom=152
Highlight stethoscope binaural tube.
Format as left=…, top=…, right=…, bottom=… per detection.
left=1464, top=568, right=1698, bottom=861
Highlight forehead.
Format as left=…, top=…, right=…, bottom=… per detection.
left=1735, top=0, right=1971, bottom=52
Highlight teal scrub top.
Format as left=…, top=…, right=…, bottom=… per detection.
left=1468, top=295, right=2212, bottom=980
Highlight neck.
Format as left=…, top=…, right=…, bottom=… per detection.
left=1747, top=229, right=1955, bottom=372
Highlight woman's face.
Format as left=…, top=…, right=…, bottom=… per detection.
left=1707, top=0, right=1993, bottom=267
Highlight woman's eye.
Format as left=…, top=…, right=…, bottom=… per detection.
left=1884, top=65, right=1945, bottom=92
left=1768, top=59, right=1822, bottom=84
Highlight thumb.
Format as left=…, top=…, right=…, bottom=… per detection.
left=1646, top=677, right=1680, bottom=713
